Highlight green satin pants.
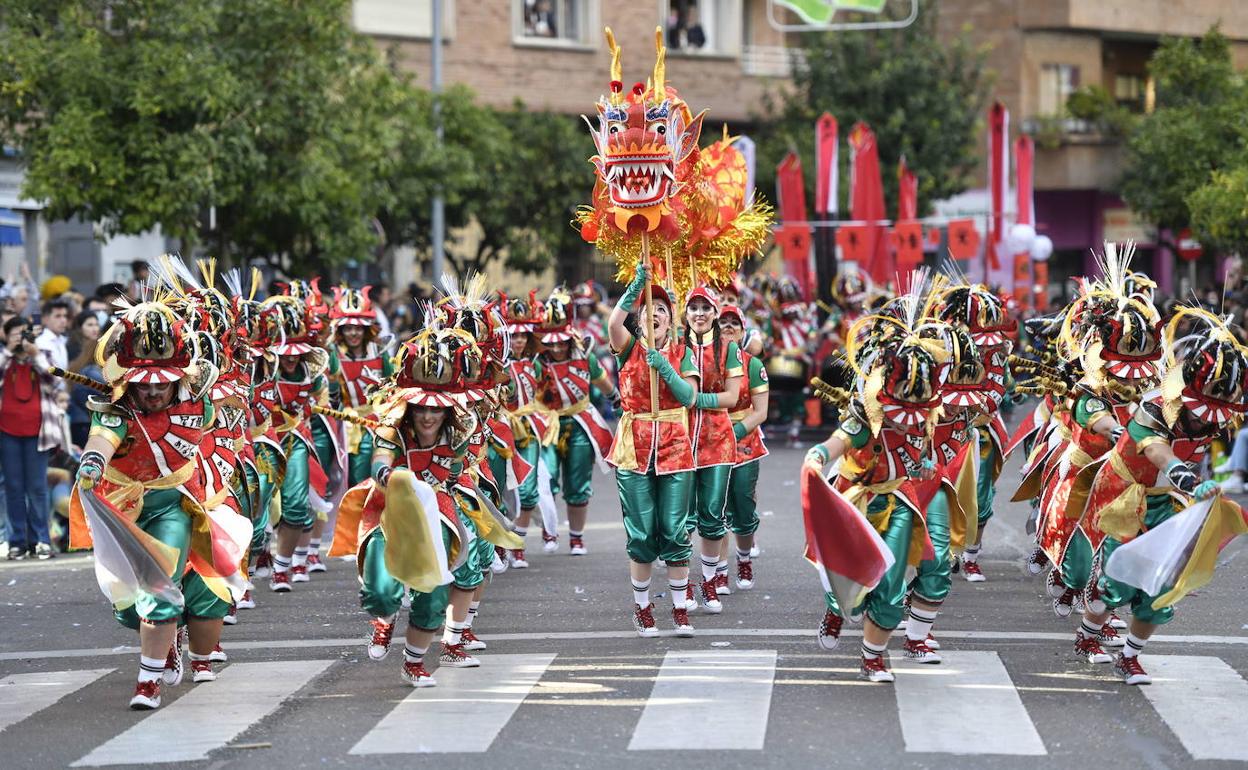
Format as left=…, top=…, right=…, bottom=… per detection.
left=976, top=429, right=999, bottom=524
left=690, top=464, right=732, bottom=540
left=113, top=488, right=190, bottom=627
left=358, top=529, right=451, bottom=631
left=824, top=494, right=914, bottom=631
left=279, top=435, right=313, bottom=531
left=726, top=460, right=761, bottom=537
left=554, top=417, right=595, bottom=505
left=312, top=416, right=335, bottom=476
left=1097, top=494, right=1176, bottom=625
left=617, top=469, right=694, bottom=566
left=1059, top=529, right=1096, bottom=592
left=909, top=487, right=952, bottom=604
left=348, top=430, right=374, bottom=488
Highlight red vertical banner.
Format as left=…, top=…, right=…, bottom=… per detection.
left=897, top=156, right=917, bottom=222
left=849, top=122, right=890, bottom=283
left=1015, top=134, right=1034, bottom=226
left=1013, top=253, right=1032, bottom=310
left=987, top=101, right=1009, bottom=271
left=1033, top=260, right=1049, bottom=311
left=776, top=151, right=813, bottom=299
left=815, top=113, right=839, bottom=216
left=892, top=221, right=923, bottom=271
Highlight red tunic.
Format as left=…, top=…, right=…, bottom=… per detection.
left=730, top=351, right=768, bottom=466
left=609, top=340, right=693, bottom=475
left=335, top=344, right=386, bottom=409
left=687, top=339, right=740, bottom=469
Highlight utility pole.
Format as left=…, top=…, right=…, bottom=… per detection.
left=430, top=0, right=446, bottom=283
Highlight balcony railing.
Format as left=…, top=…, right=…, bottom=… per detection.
left=741, top=44, right=801, bottom=77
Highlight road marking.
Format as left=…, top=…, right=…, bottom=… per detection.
left=0, top=668, right=113, bottom=733
left=349, top=653, right=554, bottom=754
left=628, top=650, right=776, bottom=751
left=72, top=660, right=332, bottom=766
left=6, top=628, right=1248, bottom=663
left=894, top=651, right=1046, bottom=756
left=1141, top=655, right=1248, bottom=761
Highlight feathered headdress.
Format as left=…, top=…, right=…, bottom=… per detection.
left=330, top=286, right=378, bottom=329
left=1157, top=306, right=1248, bottom=426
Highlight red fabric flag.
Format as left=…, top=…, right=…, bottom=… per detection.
left=987, top=102, right=1009, bottom=270
left=801, top=466, right=896, bottom=613
left=1015, top=134, right=1034, bottom=226
left=1033, top=260, right=1050, bottom=311
left=849, top=122, right=890, bottom=283
left=897, top=156, right=918, bottom=221
left=836, top=224, right=870, bottom=265
left=776, top=151, right=813, bottom=299
left=892, top=221, right=923, bottom=271
left=815, top=113, right=839, bottom=216
left=947, top=218, right=981, bottom=260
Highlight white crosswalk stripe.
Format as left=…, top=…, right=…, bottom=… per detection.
left=1140, top=654, right=1248, bottom=761
left=628, top=650, right=777, bottom=751
left=0, top=669, right=114, bottom=734
left=349, top=653, right=556, bottom=754
left=894, top=651, right=1047, bottom=755
left=71, top=660, right=333, bottom=767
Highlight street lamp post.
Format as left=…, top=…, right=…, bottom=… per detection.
left=431, top=0, right=445, bottom=283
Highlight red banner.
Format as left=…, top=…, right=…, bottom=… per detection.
left=1033, top=260, right=1049, bottom=311
left=897, top=156, right=918, bottom=222
left=776, top=151, right=813, bottom=298
left=987, top=102, right=1008, bottom=270
left=1013, top=252, right=1032, bottom=310
left=1015, top=134, right=1034, bottom=226
left=892, top=221, right=923, bottom=271
left=815, top=113, right=839, bottom=216
left=947, top=218, right=981, bottom=261
left=836, top=224, right=870, bottom=265
left=849, top=122, right=890, bottom=282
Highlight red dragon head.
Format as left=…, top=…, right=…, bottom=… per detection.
left=584, top=27, right=705, bottom=235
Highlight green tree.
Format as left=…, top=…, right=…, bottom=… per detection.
left=0, top=0, right=408, bottom=272
left=754, top=0, right=992, bottom=216
left=1118, top=27, right=1247, bottom=252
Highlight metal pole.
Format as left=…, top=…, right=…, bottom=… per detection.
left=431, top=0, right=446, bottom=282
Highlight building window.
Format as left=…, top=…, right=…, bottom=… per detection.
left=665, top=0, right=741, bottom=56
left=353, top=0, right=454, bottom=40
left=514, top=0, right=592, bottom=46
left=1114, top=73, right=1147, bottom=112
left=1038, top=63, right=1079, bottom=116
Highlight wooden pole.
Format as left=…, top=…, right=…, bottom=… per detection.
left=643, top=232, right=659, bottom=416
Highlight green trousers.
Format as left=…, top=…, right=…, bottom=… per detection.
left=113, top=488, right=190, bottom=627
left=348, top=430, right=375, bottom=488
left=279, top=435, right=313, bottom=531
left=312, top=416, right=335, bottom=477
left=554, top=417, right=595, bottom=505
left=1096, top=494, right=1177, bottom=625
left=909, top=488, right=952, bottom=604
left=487, top=447, right=511, bottom=518
left=976, top=430, right=999, bottom=524
left=725, top=460, right=760, bottom=537
left=689, top=464, right=732, bottom=540
left=516, top=441, right=548, bottom=511
left=359, top=529, right=451, bottom=632
left=251, top=443, right=280, bottom=556
left=1059, top=529, right=1096, bottom=592
left=617, top=469, right=694, bottom=565
left=824, top=494, right=914, bottom=631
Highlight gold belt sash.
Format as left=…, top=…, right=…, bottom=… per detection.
left=343, top=404, right=376, bottom=454
left=512, top=401, right=560, bottom=445
left=556, top=398, right=590, bottom=418
left=729, top=408, right=751, bottom=422
left=1097, top=452, right=1171, bottom=540
left=609, top=407, right=688, bottom=471
left=101, top=462, right=197, bottom=517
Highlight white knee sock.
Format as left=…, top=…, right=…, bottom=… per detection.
left=906, top=606, right=938, bottom=641
left=668, top=579, right=688, bottom=608
left=631, top=578, right=651, bottom=608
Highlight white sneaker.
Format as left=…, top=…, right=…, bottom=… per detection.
left=1108, top=612, right=1128, bottom=630
left=698, top=580, right=723, bottom=613
left=569, top=537, right=587, bottom=556
left=962, top=559, right=986, bottom=582
left=190, top=660, right=216, bottom=683
left=1115, top=653, right=1152, bottom=685
left=671, top=607, right=695, bottom=637
left=1221, top=475, right=1245, bottom=494
left=684, top=582, right=699, bottom=612
left=735, top=560, right=755, bottom=590
left=508, top=549, right=529, bottom=569
left=306, top=552, right=327, bottom=573
left=368, top=618, right=395, bottom=661
left=129, top=680, right=161, bottom=710
left=542, top=537, right=558, bottom=554
left=236, top=589, right=256, bottom=610
left=401, top=661, right=437, bottom=687
left=290, top=565, right=310, bottom=583
left=439, top=643, right=481, bottom=668
left=860, top=656, right=895, bottom=683
left=222, top=605, right=237, bottom=625
left=1074, top=632, right=1114, bottom=664
left=714, top=572, right=732, bottom=596
left=461, top=628, right=487, bottom=651
left=817, top=611, right=843, bottom=651
left=209, top=644, right=228, bottom=663
left=490, top=550, right=508, bottom=574
left=924, top=633, right=941, bottom=651
left=749, top=543, right=760, bottom=558
left=163, top=628, right=186, bottom=686
left=633, top=603, right=659, bottom=638
left=902, top=638, right=942, bottom=664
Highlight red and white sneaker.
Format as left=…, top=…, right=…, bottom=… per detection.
left=508, top=549, right=529, bottom=569
left=902, top=637, right=942, bottom=664
left=671, top=607, right=695, bottom=637
left=439, top=643, right=481, bottom=668
left=129, top=680, right=161, bottom=710
left=252, top=549, right=272, bottom=579
left=269, top=570, right=292, bottom=592
left=1074, top=632, right=1114, bottom=664
left=190, top=659, right=216, bottom=683
left=735, top=560, right=755, bottom=590
left=1108, top=612, right=1128, bottom=630
left=684, top=583, right=699, bottom=612
left=1097, top=623, right=1125, bottom=648
left=401, top=661, right=437, bottom=688
left=860, top=656, right=896, bottom=683
left=817, top=610, right=843, bottom=651
left=306, top=552, right=327, bottom=573
left=368, top=617, right=395, bottom=661
left=1114, top=653, right=1152, bottom=685
left=633, top=603, right=659, bottom=638
left=1024, top=547, right=1048, bottom=576
left=236, top=589, right=256, bottom=610
left=569, top=536, right=587, bottom=556
left=925, top=633, right=941, bottom=651
left=541, top=532, right=558, bottom=554
left=290, top=564, right=310, bottom=583
left=699, top=580, right=723, bottom=614
left=1053, top=588, right=1078, bottom=618
left=715, top=572, right=732, bottom=596
left=962, top=559, right=986, bottom=582
left=223, top=603, right=237, bottom=625
left=209, top=644, right=228, bottom=663
left=1045, top=567, right=1067, bottom=598
left=1083, top=580, right=1107, bottom=615
left=163, top=628, right=185, bottom=686
left=461, top=628, right=487, bottom=651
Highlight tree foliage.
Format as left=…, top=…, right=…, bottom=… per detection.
left=1118, top=27, right=1248, bottom=253
left=753, top=0, right=992, bottom=217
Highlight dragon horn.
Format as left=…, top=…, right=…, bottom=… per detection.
left=652, top=26, right=666, bottom=95
left=605, top=27, right=623, bottom=102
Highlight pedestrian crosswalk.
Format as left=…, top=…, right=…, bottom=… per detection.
left=3, top=651, right=1247, bottom=763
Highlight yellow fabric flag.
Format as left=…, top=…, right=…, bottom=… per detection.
left=1153, top=496, right=1248, bottom=609
left=381, top=470, right=454, bottom=593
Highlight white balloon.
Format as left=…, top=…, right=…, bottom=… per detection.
left=1007, top=223, right=1036, bottom=255
left=1030, top=234, right=1054, bottom=262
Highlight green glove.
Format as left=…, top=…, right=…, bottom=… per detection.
left=645, top=347, right=694, bottom=406
left=695, top=392, right=721, bottom=410
left=733, top=421, right=748, bottom=440
left=618, top=262, right=648, bottom=313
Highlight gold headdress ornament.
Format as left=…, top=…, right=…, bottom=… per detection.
left=1158, top=305, right=1248, bottom=426
left=605, top=27, right=623, bottom=106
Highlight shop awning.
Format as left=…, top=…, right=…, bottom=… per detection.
left=0, top=207, right=22, bottom=246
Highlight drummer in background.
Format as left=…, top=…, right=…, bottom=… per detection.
left=765, top=278, right=815, bottom=447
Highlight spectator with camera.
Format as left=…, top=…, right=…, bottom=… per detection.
left=0, top=315, right=59, bottom=560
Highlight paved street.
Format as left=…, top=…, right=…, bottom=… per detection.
left=3, top=436, right=1248, bottom=769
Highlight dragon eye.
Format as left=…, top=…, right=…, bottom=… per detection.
left=648, top=121, right=666, bottom=135
left=608, top=121, right=625, bottom=135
